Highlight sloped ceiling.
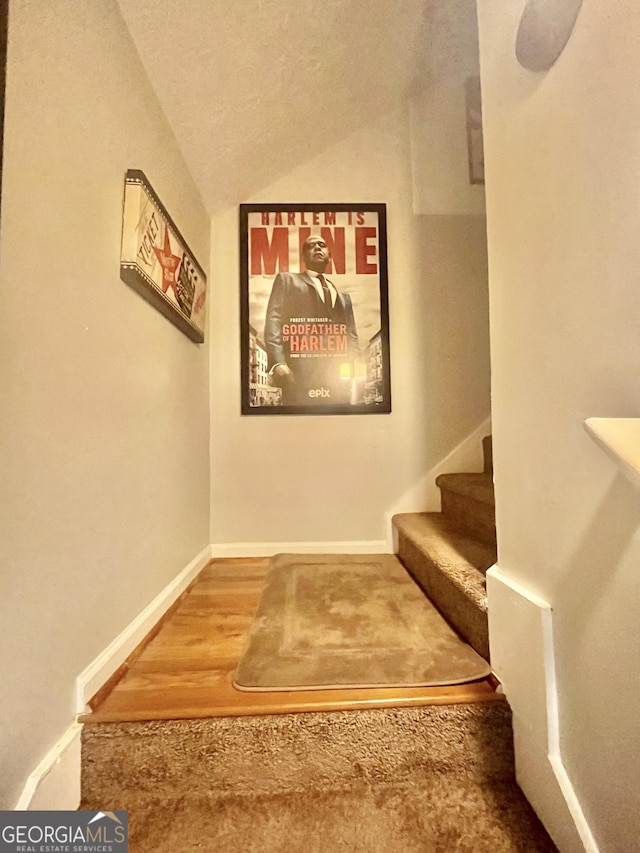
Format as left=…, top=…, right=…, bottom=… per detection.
left=116, top=0, right=428, bottom=212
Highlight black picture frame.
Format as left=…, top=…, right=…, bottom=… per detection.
left=240, top=203, right=391, bottom=416
left=0, top=0, right=9, bottom=217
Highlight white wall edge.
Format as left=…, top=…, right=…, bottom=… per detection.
left=487, top=565, right=550, bottom=609
left=211, top=541, right=390, bottom=558
left=384, top=414, right=492, bottom=551
left=487, top=565, right=598, bottom=853
left=548, top=756, right=599, bottom=853
left=542, top=606, right=600, bottom=853
left=75, top=544, right=213, bottom=713
left=14, top=722, right=82, bottom=811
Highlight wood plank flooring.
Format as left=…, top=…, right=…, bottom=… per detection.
left=81, top=557, right=502, bottom=725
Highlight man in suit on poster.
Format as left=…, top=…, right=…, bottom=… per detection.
left=264, top=235, right=359, bottom=406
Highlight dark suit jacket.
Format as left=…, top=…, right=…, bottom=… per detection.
left=264, top=272, right=359, bottom=370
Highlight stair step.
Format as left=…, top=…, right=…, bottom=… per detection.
left=108, top=779, right=557, bottom=853
left=81, top=702, right=514, bottom=806
left=393, top=512, right=494, bottom=661
left=436, top=472, right=496, bottom=547
left=436, top=472, right=495, bottom=505
left=79, top=702, right=562, bottom=852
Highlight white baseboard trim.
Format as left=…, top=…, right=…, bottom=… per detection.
left=211, top=541, right=390, bottom=558
left=548, top=756, right=599, bottom=852
left=15, top=722, right=82, bottom=811
left=75, top=545, right=213, bottom=713
left=487, top=566, right=598, bottom=853
left=385, top=415, right=492, bottom=551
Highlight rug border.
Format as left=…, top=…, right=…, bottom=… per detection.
left=233, top=554, right=491, bottom=692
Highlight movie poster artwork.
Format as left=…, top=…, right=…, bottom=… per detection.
left=240, top=204, right=391, bottom=416
left=120, top=170, right=207, bottom=343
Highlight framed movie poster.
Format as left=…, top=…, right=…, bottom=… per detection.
left=120, top=170, right=207, bottom=343
left=240, top=203, right=391, bottom=416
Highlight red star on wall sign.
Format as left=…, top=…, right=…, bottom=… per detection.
left=153, top=228, right=181, bottom=296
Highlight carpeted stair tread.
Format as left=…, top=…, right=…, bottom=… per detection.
left=435, top=472, right=495, bottom=506
left=81, top=704, right=515, bottom=803
left=81, top=704, right=557, bottom=852
left=81, top=699, right=555, bottom=853
left=84, top=779, right=557, bottom=852
left=393, top=513, right=493, bottom=601
left=393, top=513, right=492, bottom=660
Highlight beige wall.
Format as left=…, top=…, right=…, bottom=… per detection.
left=0, top=0, right=210, bottom=808
left=477, top=2, right=640, bottom=849
left=409, top=0, right=486, bottom=215
left=209, top=111, right=491, bottom=546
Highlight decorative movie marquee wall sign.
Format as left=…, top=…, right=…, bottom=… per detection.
left=120, top=170, right=207, bottom=342
left=240, top=203, right=391, bottom=416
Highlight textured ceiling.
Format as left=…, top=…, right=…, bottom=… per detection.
left=116, top=0, right=428, bottom=212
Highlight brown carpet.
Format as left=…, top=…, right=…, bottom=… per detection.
left=118, top=781, right=557, bottom=853
left=81, top=704, right=557, bottom=852
left=393, top=513, right=492, bottom=660
left=233, top=554, right=491, bottom=691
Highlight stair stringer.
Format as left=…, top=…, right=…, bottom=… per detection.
left=487, top=565, right=598, bottom=853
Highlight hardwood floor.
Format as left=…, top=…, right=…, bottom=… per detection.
left=80, top=557, right=502, bottom=726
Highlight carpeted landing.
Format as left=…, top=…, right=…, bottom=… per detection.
left=81, top=702, right=558, bottom=852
